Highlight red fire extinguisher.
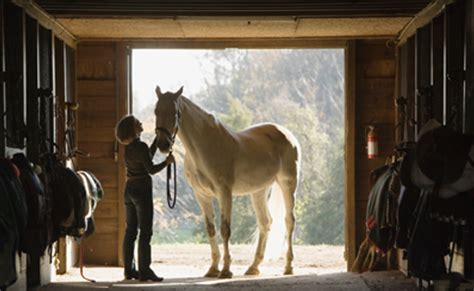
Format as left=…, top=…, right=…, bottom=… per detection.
left=367, top=125, right=378, bottom=159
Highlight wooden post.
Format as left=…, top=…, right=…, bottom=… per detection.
left=0, top=1, right=5, bottom=158
left=445, top=0, right=465, bottom=130
left=431, top=14, right=445, bottom=124
left=116, top=42, right=130, bottom=267
left=344, top=40, right=357, bottom=270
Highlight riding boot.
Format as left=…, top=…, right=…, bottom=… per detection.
left=138, top=239, right=152, bottom=275
left=138, top=230, right=163, bottom=281
left=123, top=240, right=138, bottom=279
left=123, top=228, right=138, bottom=278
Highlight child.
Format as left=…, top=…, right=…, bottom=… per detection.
left=115, top=115, right=174, bottom=282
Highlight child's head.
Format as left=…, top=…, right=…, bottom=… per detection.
left=115, top=115, right=143, bottom=145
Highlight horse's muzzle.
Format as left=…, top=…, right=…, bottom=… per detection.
left=155, top=127, right=174, bottom=153
left=157, top=139, right=172, bottom=153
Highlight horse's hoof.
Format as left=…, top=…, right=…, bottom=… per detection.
left=244, top=266, right=260, bottom=276
left=283, top=267, right=293, bottom=275
left=218, top=270, right=233, bottom=279
left=204, top=267, right=220, bottom=278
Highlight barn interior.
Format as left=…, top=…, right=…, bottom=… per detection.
left=1, top=0, right=473, bottom=290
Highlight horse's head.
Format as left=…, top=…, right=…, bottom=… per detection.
left=154, top=85, right=183, bottom=153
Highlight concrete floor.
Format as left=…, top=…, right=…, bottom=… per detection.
left=40, top=244, right=417, bottom=290
left=41, top=269, right=417, bottom=291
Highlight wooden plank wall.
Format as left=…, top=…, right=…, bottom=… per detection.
left=1, top=1, right=76, bottom=287
left=76, top=42, right=121, bottom=265
left=397, top=0, right=474, bottom=278
left=354, top=39, right=397, bottom=254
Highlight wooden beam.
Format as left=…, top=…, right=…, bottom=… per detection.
left=38, top=26, right=54, bottom=153
left=344, top=40, right=357, bottom=270
left=466, top=0, right=474, bottom=134
left=12, top=0, right=77, bottom=48
left=54, top=37, right=65, bottom=156
left=0, top=1, right=5, bottom=158
left=445, top=0, right=465, bottom=131
left=88, top=38, right=362, bottom=49
left=431, top=14, right=445, bottom=123
left=25, top=14, right=40, bottom=163
left=406, top=37, right=416, bottom=141
left=4, top=1, right=25, bottom=148
left=397, top=0, right=455, bottom=46
left=116, top=42, right=129, bottom=267
left=33, top=0, right=431, bottom=18
left=415, top=24, right=431, bottom=131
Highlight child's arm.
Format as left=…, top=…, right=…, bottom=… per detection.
left=149, top=136, right=159, bottom=157
left=139, top=142, right=168, bottom=175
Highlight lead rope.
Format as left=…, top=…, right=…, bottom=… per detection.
left=79, top=234, right=96, bottom=283
left=166, top=152, right=177, bottom=209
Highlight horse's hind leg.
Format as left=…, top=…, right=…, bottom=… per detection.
left=245, top=187, right=271, bottom=276
left=195, top=193, right=221, bottom=277
left=217, top=191, right=233, bottom=278
left=277, top=176, right=297, bottom=275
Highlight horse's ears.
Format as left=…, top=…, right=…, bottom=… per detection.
left=155, top=86, right=163, bottom=99
left=174, top=86, right=183, bottom=99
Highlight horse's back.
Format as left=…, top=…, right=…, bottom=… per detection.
left=236, top=123, right=299, bottom=156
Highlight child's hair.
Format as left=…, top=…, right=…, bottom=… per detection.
left=115, top=115, right=137, bottom=145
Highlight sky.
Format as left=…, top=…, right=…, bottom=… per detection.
left=132, top=49, right=212, bottom=113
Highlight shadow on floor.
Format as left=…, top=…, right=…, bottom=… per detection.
left=42, top=271, right=417, bottom=291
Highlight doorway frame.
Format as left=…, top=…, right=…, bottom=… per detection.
left=115, top=39, right=356, bottom=269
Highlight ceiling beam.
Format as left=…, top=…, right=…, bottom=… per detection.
left=35, top=0, right=431, bottom=18
left=13, top=0, right=77, bottom=48
left=397, top=0, right=456, bottom=45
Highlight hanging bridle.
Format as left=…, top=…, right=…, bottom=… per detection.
left=155, top=108, right=181, bottom=209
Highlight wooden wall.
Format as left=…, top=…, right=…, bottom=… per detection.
left=1, top=1, right=76, bottom=288
left=399, top=0, right=474, bottom=135
left=76, top=42, right=127, bottom=265
left=353, top=40, right=397, bottom=255
left=397, top=0, right=474, bottom=278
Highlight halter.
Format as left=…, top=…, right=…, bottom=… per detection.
left=155, top=109, right=181, bottom=149
left=155, top=107, right=181, bottom=209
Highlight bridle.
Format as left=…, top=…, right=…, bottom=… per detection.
left=155, top=107, right=181, bottom=209
left=155, top=109, right=181, bottom=150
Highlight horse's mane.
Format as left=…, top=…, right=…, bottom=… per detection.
left=180, top=96, right=232, bottom=132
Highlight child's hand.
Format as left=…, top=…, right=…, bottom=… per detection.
left=166, top=154, right=175, bottom=165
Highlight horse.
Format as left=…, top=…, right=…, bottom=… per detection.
left=154, top=86, right=300, bottom=278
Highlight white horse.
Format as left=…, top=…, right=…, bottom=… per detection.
left=154, top=86, right=300, bottom=278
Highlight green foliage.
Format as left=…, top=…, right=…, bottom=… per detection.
left=230, top=196, right=257, bottom=244
left=296, top=127, right=345, bottom=244
left=219, top=98, right=253, bottom=131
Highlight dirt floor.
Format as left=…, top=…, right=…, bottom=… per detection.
left=43, top=244, right=417, bottom=290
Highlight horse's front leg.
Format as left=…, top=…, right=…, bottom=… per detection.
left=218, top=192, right=233, bottom=278
left=195, top=193, right=221, bottom=277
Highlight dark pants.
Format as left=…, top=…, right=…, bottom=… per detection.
left=123, top=176, right=154, bottom=276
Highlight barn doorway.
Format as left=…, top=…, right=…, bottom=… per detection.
left=130, top=47, right=346, bottom=277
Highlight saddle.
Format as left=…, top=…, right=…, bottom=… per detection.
left=77, top=170, right=103, bottom=237
left=403, top=119, right=474, bottom=198
left=12, top=153, right=52, bottom=257
left=42, top=154, right=87, bottom=239
left=0, top=158, right=28, bottom=289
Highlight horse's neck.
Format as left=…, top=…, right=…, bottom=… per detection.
left=178, top=96, right=232, bottom=158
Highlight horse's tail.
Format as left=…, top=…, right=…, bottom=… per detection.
left=266, top=125, right=300, bottom=262
left=252, top=124, right=300, bottom=262
left=264, top=182, right=287, bottom=260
